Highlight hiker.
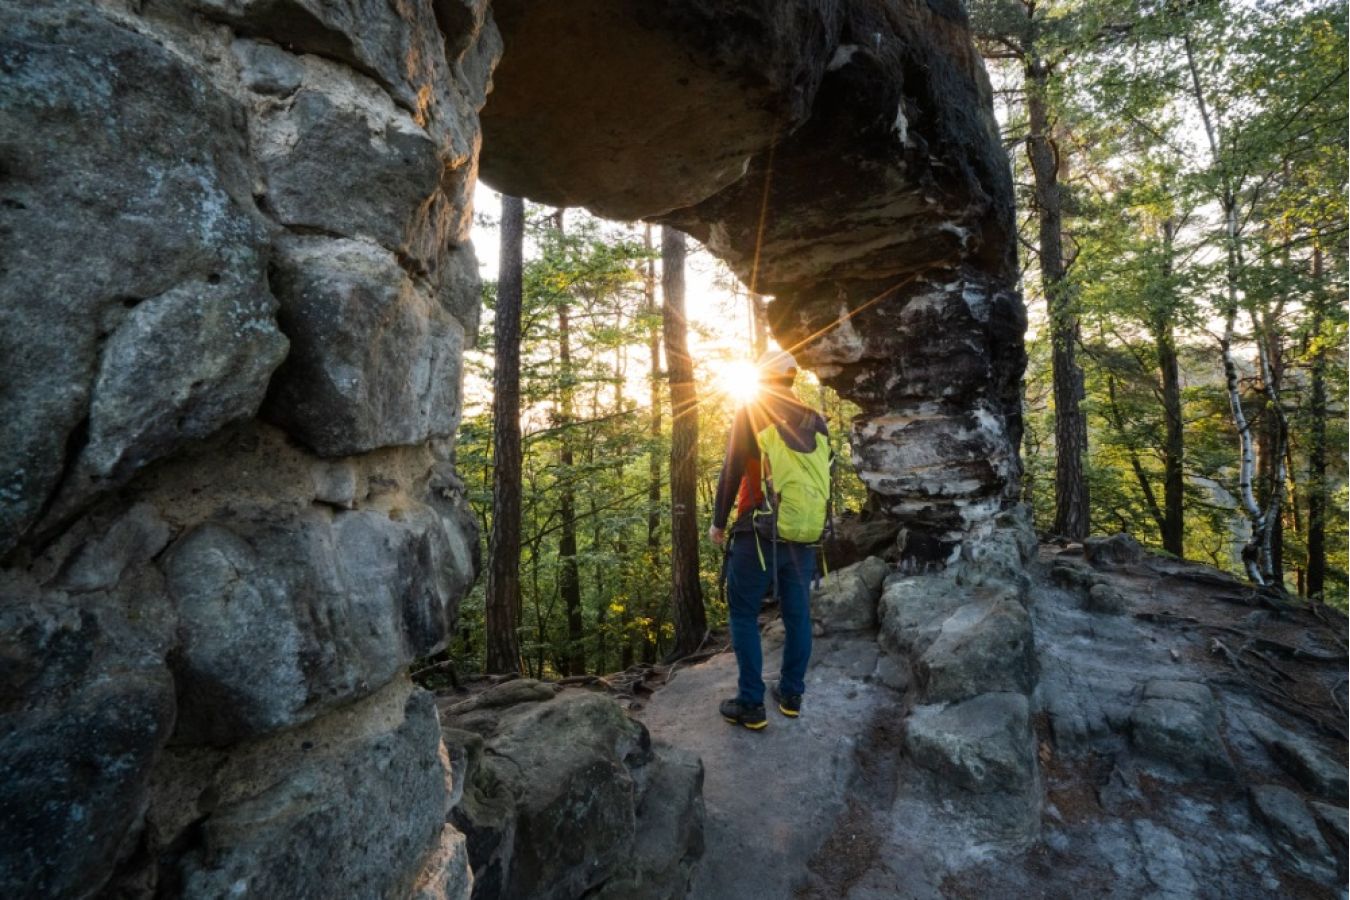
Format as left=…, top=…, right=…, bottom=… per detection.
left=708, top=349, right=831, bottom=730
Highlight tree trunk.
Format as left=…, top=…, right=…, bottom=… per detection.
left=645, top=225, right=663, bottom=557
left=1306, top=244, right=1328, bottom=599
left=1254, top=328, right=1287, bottom=585
left=485, top=195, right=525, bottom=674
left=1183, top=33, right=1266, bottom=584
left=641, top=224, right=662, bottom=667
left=1027, top=60, right=1089, bottom=540
left=554, top=209, right=585, bottom=676
left=662, top=227, right=707, bottom=659
left=1155, top=220, right=1185, bottom=557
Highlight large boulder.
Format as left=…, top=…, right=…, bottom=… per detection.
left=1084, top=533, right=1144, bottom=567
left=812, top=556, right=889, bottom=632
left=146, top=678, right=463, bottom=899
left=261, top=236, right=468, bottom=456
left=913, top=593, right=1034, bottom=704
left=444, top=690, right=704, bottom=900
left=165, top=498, right=476, bottom=746
left=904, top=692, right=1036, bottom=795
left=0, top=571, right=176, bottom=898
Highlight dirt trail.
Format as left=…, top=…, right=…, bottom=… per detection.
left=636, top=631, right=896, bottom=900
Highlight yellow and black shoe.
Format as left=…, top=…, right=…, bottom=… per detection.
left=772, top=686, right=802, bottom=718
left=719, top=698, right=768, bottom=731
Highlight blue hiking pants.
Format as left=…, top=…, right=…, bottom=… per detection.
left=726, top=532, right=815, bottom=706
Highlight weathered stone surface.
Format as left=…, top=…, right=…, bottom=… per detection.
left=873, top=650, right=911, bottom=692
left=51, top=503, right=173, bottom=594
left=157, top=678, right=458, bottom=899
left=262, top=236, right=467, bottom=456
left=905, top=692, right=1036, bottom=794
left=165, top=498, right=475, bottom=745
left=1309, top=802, right=1348, bottom=855
left=0, top=573, right=177, bottom=898
left=1085, top=582, right=1128, bottom=615
left=595, top=742, right=706, bottom=900
left=823, top=512, right=902, bottom=568
left=955, top=504, right=1037, bottom=591
left=879, top=575, right=1020, bottom=662
left=311, top=460, right=359, bottom=509
left=411, top=825, right=475, bottom=900
left=812, top=556, right=889, bottom=632
left=1130, top=680, right=1235, bottom=779
left=445, top=691, right=703, bottom=900
left=0, top=2, right=287, bottom=554
left=1084, top=533, right=1144, bottom=567
left=196, top=0, right=499, bottom=152
left=247, top=62, right=444, bottom=255
left=1050, top=557, right=1100, bottom=592
left=913, top=594, right=1033, bottom=704
left=1245, top=710, right=1349, bottom=802
left=439, top=678, right=559, bottom=718
left=1249, top=784, right=1338, bottom=882
left=1130, top=819, right=1201, bottom=898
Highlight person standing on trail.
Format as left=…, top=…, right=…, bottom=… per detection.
left=708, top=349, right=832, bottom=730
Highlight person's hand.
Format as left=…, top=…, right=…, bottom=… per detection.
left=708, top=525, right=726, bottom=547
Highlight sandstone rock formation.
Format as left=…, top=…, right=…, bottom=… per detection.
left=440, top=684, right=704, bottom=900
left=480, top=0, right=1026, bottom=561
left=636, top=521, right=1348, bottom=899
left=0, top=0, right=1036, bottom=896
left=2, top=0, right=494, bottom=894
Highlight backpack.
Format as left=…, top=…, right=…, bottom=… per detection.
left=751, top=409, right=832, bottom=545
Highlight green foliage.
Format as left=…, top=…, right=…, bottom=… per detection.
left=1000, top=0, right=1348, bottom=596
left=453, top=207, right=868, bottom=677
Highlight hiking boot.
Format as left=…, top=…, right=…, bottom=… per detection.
left=719, top=698, right=768, bottom=730
left=772, top=685, right=802, bottom=718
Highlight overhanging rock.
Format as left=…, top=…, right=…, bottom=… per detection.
left=480, top=0, right=1026, bottom=559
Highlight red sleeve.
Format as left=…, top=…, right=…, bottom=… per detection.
left=712, top=407, right=758, bottom=529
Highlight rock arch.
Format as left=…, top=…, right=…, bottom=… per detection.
left=481, top=0, right=1026, bottom=561
left=0, top=1, right=1020, bottom=896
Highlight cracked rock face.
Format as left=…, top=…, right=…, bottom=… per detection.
left=442, top=689, right=704, bottom=900
left=480, top=0, right=1025, bottom=560
left=1, top=0, right=493, bottom=894
left=3, top=0, right=1021, bottom=895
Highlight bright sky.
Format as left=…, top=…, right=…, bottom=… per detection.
left=471, top=183, right=759, bottom=353
left=465, top=183, right=785, bottom=419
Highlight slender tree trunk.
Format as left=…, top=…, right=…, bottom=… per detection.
left=485, top=195, right=525, bottom=674
left=1027, top=59, right=1089, bottom=540
left=1254, top=320, right=1287, bottom=585
left=592, top=491, right=606, bottom=673
left=1306, top=244, right=1328, bottom=599
left=645, top=225, right=663, bottom=556
left=640, top=224, right=661, bottom=667
left=1156, top=220, right=1185, bottom=557
left=553, top=209, right=585, bottom=676
left=1183, top=33, right=1266, bottom=584
left=662, top=227, right=707, bottom=658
